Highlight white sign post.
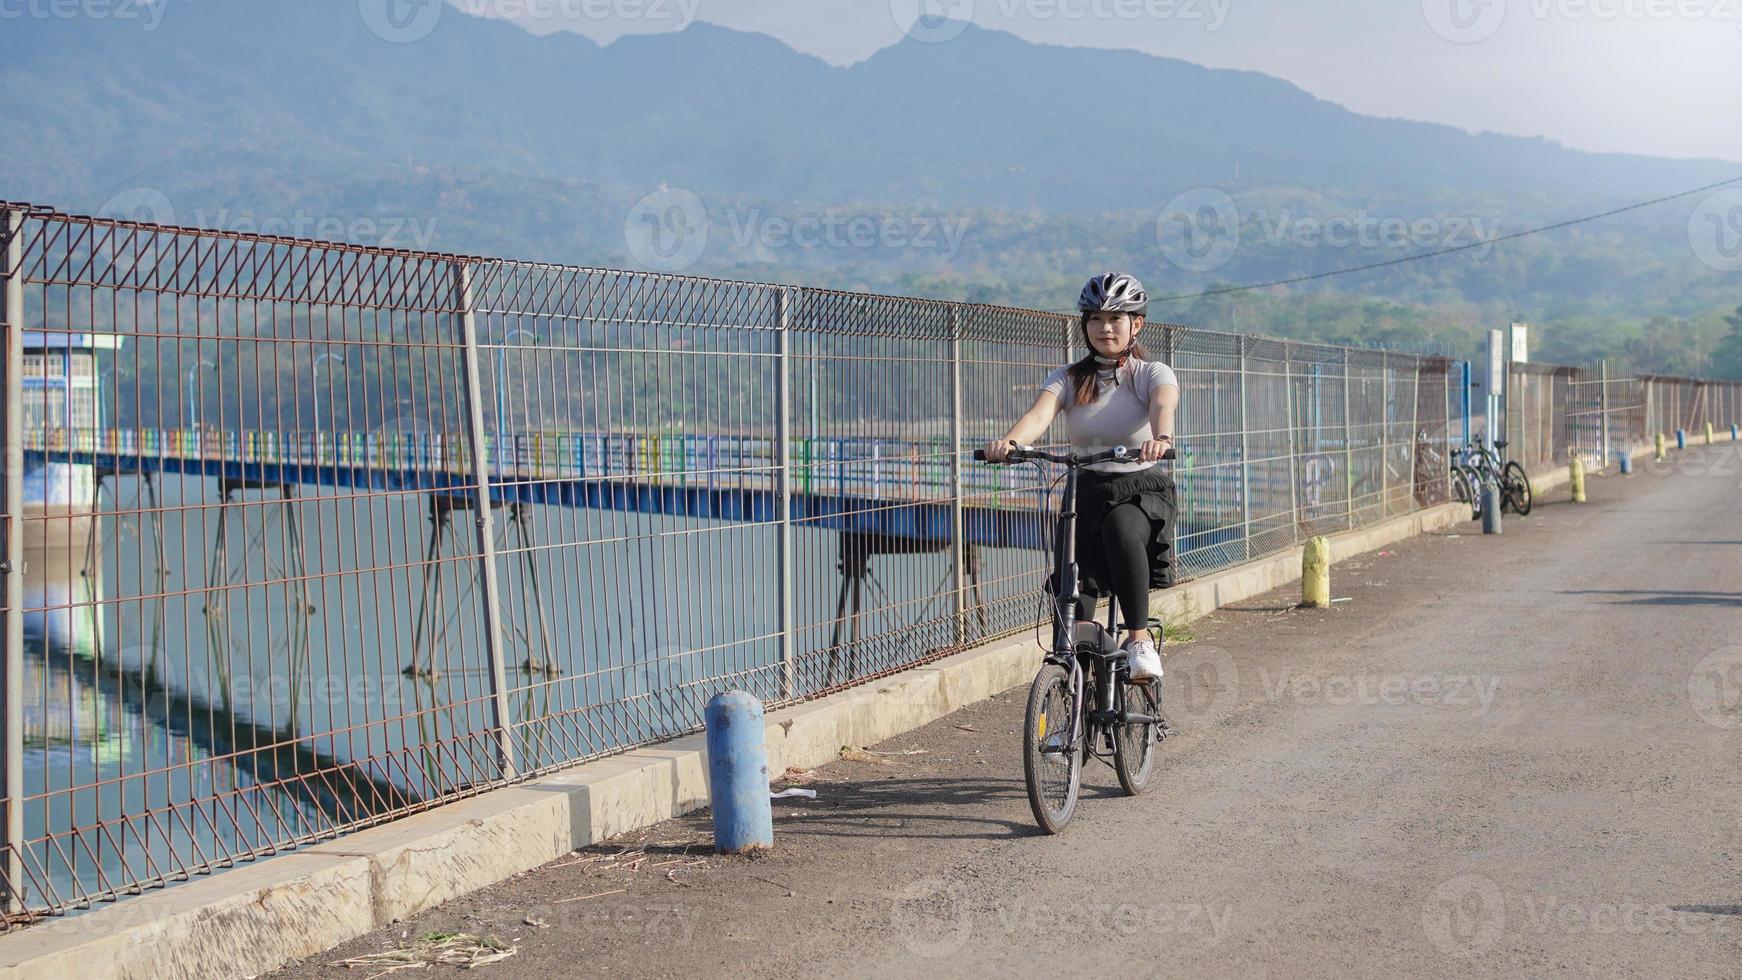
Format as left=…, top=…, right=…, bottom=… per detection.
left=1487, top=329, right=1503, bottom=453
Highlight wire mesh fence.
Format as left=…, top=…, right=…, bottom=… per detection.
left=0, top=201, right=1738, bottom=926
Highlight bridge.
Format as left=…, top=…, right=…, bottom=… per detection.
left=0, top=202, right=1738, bottom=969
left=20, top=425, right=1309, bottom=552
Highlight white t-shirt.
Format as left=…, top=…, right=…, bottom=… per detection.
left=1040, top=358, right=1180, bottom=474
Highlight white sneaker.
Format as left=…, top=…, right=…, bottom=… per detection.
left=1125, top=636, right=1163, bottom=684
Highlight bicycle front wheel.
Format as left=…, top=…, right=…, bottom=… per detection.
left=1504, top=461, right=1533, bottom=515
left=1113, top=678, right=1160, bottom=796
left=1024, top=662, right=1082, bottom=834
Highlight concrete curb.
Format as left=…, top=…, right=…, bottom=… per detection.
left=0, top=500, right=1474, bottom=980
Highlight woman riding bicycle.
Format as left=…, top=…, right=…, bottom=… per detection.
left=983, top=273, right=1180, bottom=685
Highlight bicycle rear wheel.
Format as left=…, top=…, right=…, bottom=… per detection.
left=1503, top=461, right=1533, bottom=515
left=1113, top=677, right=1160, bottom=795
left=1023, top=662, right=1082, bottom=834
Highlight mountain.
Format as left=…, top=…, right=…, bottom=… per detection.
left=1, top=0, right=1738, bottom=373
left=2, top=0, right=1733, bottom=211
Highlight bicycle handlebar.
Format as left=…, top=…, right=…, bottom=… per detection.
left=972, top=444, right=1176, bottom=465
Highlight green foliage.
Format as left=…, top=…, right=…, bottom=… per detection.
left=1711, top=307, right=1742, bottom=380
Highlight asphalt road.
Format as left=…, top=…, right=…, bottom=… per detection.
left=274, top=448, right=1742, bottom=979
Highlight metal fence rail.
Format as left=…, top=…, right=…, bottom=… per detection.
left=0, top=201, right=1738, bottom=926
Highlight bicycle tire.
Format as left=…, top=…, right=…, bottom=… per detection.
left=1112, top=678, right=1160, bottom=796
left=1023, top=662, right=1082, bottom=834
left=1453, top=465, right=1482, bottom=520
left=1503, top=461, right=1533, bottom=516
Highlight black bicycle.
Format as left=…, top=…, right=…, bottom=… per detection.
left=1466, top=435, right=1533, bottom=516
left=974, top=443, right=1172, bottom=833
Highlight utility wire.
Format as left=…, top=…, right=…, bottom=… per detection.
left=1151, top=174, right=1742, bottom=304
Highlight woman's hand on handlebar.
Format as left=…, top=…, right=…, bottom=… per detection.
left=1137, top=437, right=1173, bottom=463
left=983, top=438, right=1017, bottom=463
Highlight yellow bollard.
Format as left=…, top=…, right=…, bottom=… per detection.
left=1301, top=535, right=1331, bottom=609
left=1705, top=422, right=1714, bottom=445
left=1655, top=432, right=1666, bottom=460
left=1570, top=455, right=1586, bottom=503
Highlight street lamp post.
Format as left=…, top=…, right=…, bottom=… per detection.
left=185, top=359, right=216, bottom=430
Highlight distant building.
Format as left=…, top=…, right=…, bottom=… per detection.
left=21, top=329, right=119, bottom=652
left=22, top=329, right=116, bottom=508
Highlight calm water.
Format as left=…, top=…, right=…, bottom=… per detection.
left=18, top=469, right=1047, bottom=908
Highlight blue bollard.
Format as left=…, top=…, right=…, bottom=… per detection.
left=1676, top=429, right=1686, bottom=449
left=1482, top=484, right=1502, bottom=535
left=704, top=691, right=774, bottom=854
left=1619, top=452, right=1632, bottom=475
left=1733, top=424, right=1739, bottom=441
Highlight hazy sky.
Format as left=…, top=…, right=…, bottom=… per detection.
left=465, top=0, right=1742, bottom=163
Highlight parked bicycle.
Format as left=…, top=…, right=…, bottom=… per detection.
left=1449, top=444, right=1487, bottom=520
left=1465, top=435, right=1533, bottom=516
left=974, top=442, right=1172, bottom=833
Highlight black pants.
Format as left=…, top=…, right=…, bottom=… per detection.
left=1071, top=466, right=1177, bottom=634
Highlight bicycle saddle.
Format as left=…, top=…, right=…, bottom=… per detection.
left=1494, top=439, right=1509, bottom=449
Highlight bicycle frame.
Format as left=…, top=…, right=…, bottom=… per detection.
left=1046, top=459, right=1104, bottom=757
left=976, top=443, right=1167, bottom=762
left=1043, top=455, right=1160, bottom=759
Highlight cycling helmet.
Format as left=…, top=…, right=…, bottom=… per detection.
left=1077, top=273, right=1149, bottom=315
